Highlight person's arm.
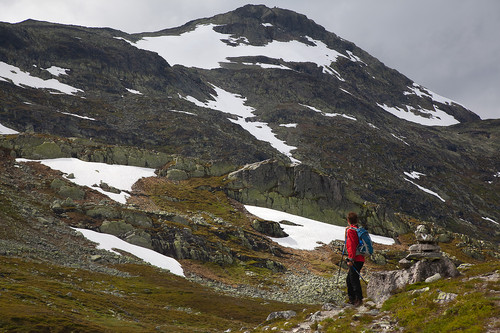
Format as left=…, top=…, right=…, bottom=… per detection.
left=346, top=228, right=357, bottom=265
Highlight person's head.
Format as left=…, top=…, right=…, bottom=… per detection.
left=347, top=212, right=358, bottom=226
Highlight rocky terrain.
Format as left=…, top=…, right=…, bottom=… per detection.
left=0, top=4, right=499, bottom=332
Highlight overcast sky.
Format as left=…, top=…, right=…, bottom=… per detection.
left=1, top=0, right=498, bottom=119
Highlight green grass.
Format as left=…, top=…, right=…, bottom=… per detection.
left=0, top=256, right=313, bottom=332
left=145, top=175, right=246, bottom=226
left=257, top=260, right=500, bottom=333
left=381, top=261, right=500, bottom=333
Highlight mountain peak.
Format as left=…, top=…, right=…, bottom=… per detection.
left=212, top=4, right=331, bottom=45
left=0, top=5, right=496, bottom=242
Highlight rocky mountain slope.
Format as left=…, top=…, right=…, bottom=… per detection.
left=1, top=5, right=498, bottom=240
left=0, top=4, right=499, bottom=332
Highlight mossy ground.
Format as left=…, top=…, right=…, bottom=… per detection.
left=318, top=261, right=499, bottom=333
left=0, top=256, right=313, bottom=332
left=380, top=261, right=500, bottom=332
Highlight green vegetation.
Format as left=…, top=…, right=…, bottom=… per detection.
left=0, top=256, right=311, bottom=332
left=381, top=263, right=499, bottom=333
left=256, top=261, right=500, bottom=333
left=145, top=176, right=244, bottom=225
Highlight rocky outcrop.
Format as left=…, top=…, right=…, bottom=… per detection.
left=158, top=156, right=237, bottom=179
left=251, top=219, right=288, bottom=238
left=0, top=134, right=172, bottom=169
left=224, top=159, right=408, bottom=238
left=367, top=258, right=460, bottom=305
left=225, top=159, right=348, bottom=224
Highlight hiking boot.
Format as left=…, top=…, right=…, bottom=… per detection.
left=353, top=299, right=363, bottom=307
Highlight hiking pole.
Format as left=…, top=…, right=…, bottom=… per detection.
left=351, top=263, right=368, bottom=284
left=336, top=243, right=345, bottom=284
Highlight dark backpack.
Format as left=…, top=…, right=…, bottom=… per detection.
left=347, top=226, right=374, bottom=256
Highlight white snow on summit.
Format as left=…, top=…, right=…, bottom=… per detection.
left=0, top=61, right=83, bottom=95
left=132, top=24, right=347, bottom=73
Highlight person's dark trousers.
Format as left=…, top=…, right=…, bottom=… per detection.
left=346, top=261, right=364, bottom=304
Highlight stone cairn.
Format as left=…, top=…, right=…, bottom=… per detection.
left=400, top=224, right=442, bottom=267
left=368, top=224, right=460, bottom=305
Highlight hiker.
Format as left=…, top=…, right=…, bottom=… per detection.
left=345, top=211, right=364, bottom=306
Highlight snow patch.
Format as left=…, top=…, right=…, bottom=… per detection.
left=0, top=61, right=83, bottom=95
left=404, top=172, right=446, bottom=202
left=245, top=205, right=394, bottom=250
left=482, top=217, right=499, bottom=225
left=346, top=50, right=366, bottom=65
left=57, top=111, right=96, bottom=121
left=377, top=103, right=459, bottom=126
left=181, top=84, right=299, bottom=163
left=301, top=104, right=356, bottom=121
left=0, top=122, right=19, bottom=135
left=280, top=123, right=298, bottom=128
left=16, top=158, right=156, bottom=204
left=73, top=228, right=184, bottom=277
left=340, top=88, right=354, bottom=96
left=405, top=83, right=459, bottom=106
left=169, top=110, right=197, bottom=116
left=45, top=66, right=69, bottom=77
left=242, top=62, right=292, bottom=70
left=391, top=133, right=410, bottom=146
left=404, top=171, right=425, bottom=180
left=126, top=88, right=143, bottom=95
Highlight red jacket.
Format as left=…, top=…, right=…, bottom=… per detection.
left=346, top=225, right=365, bottom=262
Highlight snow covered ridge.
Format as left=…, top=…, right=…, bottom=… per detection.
left=180, top=84, right=300, bottom=164
left=73, top=228, right=184, bottom=277
left=0, top=61, right=83, bottom=95
left=245, top=205, right=394, bottom=251
left=130, top=23, right=361, bottom=74
left=16, top=158, right=157, bottom=204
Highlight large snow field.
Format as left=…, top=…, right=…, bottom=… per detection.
left=244, top=205, right=395, bottom=250
left=133, top=24, right=347, bottom=72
